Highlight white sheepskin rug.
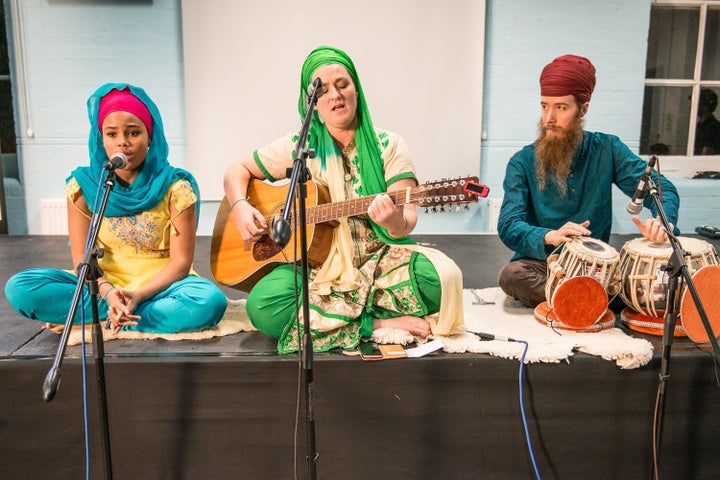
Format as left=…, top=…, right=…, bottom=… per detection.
left=372, top=287, right=654, bottom=369
left=64, top=290, right=654, bottom=369
left=65, top=298, right=256, bottom=345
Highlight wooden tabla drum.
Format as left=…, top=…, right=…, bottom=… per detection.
left=540, top=237, right=620, bottom=330
left=680, top=265, right=720, bottom=343
left=618, top=237, right=719, bottom=336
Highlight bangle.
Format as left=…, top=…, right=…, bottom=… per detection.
left=101, top=286, right=117, bottom=303
left=98, top=280, right=112, bottom=295
left=230, top=197, right=250, bottom=210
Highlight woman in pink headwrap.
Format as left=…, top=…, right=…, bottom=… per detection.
left=497, top=54, right=680, bottom=308
left=5, top=83, right=227, bottom=334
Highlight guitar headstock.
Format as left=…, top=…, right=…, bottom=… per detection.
left=415, top=176, right=489, bottom=212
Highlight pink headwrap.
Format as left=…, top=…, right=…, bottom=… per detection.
left=540, top=54, right=596, bottom=104
left=98, top=88, right=153, bottom=138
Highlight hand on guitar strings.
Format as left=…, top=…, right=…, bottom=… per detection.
left=232, top=199, right=267, bottom=247
left=368, top=193, right=408, bottom=236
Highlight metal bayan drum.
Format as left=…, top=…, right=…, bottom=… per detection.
left=539, top=237, right=620, bottom=330
left=618, top=237, right=718, bottom=318
left=618, top=236, right=720, bottom=338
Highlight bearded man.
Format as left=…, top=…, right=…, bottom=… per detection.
left=497, top=54, right=680, bottom=308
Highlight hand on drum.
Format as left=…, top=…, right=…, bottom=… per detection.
left=632, top=216, right=670, bottom=244
left=544, top=220, right=591, bottom=247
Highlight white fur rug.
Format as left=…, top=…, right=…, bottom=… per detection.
left=65, top=298, right=254, bottom=345
left=373, top=288, right=654, bottom=369
left=65, top=290, right=654, bottom=369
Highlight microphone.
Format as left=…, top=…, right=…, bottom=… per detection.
left=626, top=155, right=657, bottom=215
left=307, top=77, right=325, bottom=100
left=272, top=217, right=291, bottom=249
left=104, top=152, right=128, bottom=171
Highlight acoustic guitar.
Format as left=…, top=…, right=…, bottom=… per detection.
left=211, top=176, right=488, bottom=292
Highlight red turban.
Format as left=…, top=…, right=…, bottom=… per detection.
left=98, top=87, right=153, bottom=138
left=539, top=54, right=596, bottom=103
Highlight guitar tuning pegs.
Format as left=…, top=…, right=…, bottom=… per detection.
left=424, top=207, right=429, bottom=214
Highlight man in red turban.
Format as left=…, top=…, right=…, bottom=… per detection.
left=496, top=54, right=681, bottom=317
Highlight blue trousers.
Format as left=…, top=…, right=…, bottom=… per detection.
left=5, top=268, right=227, bottom=333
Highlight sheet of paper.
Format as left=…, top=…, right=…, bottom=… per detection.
left=405, top=339, right=444, bottom=358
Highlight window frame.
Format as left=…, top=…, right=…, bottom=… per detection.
left=644, top=0, right=720, bottom=178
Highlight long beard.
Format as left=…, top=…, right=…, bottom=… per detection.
left=535, top=116, right=584, bottom=195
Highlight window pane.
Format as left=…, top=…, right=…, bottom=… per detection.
left=640, top=86, right=692, bottom=155
left=0, top=81, right=16, bottom=153
left=695, top=87, right=720, bottom=155
left=646, top=6, right=699, bottom=79
left=701, top=7, right=720, bottom=80
left=0, top=1, right=8, bottom=76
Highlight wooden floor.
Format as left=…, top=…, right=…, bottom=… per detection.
left=1, top=233, right=719, bottom=479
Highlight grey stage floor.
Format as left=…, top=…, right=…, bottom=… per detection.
left=1, top=233, right=718, bottom=358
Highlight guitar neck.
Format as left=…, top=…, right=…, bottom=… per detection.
left=307, top=189, right=412, bottom=225
left=296, top=176, right=480, bottom=225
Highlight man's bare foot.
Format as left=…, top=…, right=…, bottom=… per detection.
left=374, top=316, right=432, bottom=338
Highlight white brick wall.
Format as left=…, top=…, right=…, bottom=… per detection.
left=6, top=0, right=717, bottom=235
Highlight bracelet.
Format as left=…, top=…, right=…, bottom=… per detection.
left=98, top=280, right=112, bottom=296
left=101, top=286, right=117, bottom=303
left=230, top=197, right=250, bottom=210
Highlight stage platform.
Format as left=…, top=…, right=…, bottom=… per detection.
left=1, top=234, right=719, bottom=479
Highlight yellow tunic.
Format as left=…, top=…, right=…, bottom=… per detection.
left=65, top=178, right=198, bottom=290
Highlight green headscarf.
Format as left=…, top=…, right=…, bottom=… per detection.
left=298, top=46, right=413, bottom=245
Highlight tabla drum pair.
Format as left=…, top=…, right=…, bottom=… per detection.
left=617, top=236, right=720, bottom=343
left=534, top=236, right=620, bottom=332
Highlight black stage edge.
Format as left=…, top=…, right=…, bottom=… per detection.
left=1, top=234, right=720, bottom=479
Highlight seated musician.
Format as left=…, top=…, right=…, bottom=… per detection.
left=222, top=46, right=464, bottom=353
left=497, top=54, right=680, bottom=308
left=5, top=84, right=227, bottom=334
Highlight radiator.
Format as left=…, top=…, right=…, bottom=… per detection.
left=40, top=198, right=69, bottom=235
left=486, top=197, right=502, bottom=234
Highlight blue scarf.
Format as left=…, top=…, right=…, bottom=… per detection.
left=68, top=83, right=200, bottom=223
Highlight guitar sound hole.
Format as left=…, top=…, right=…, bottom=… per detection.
left=253, top=234, right=283, bottom=261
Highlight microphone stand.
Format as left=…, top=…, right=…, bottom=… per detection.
left=272, top=80, right=323, bottom=480
left=42, top=169, right=119, bottom=480
left=645, top=178, right=720, bottom=480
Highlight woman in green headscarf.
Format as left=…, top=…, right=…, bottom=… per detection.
left=224, top=46, right=464, bottom=353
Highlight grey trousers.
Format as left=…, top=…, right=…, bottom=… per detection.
left=497, top=258, right=548, bottom=308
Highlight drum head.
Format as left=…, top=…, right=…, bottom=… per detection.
left=620, top=307, right=686, bottom=337
left=551, top=276, right=609, bottom=328
left=567, top=236, right=619, bottom=260
left=680, top=265, right=720, bottom=343
left=534, top=301, right=615, bottom=332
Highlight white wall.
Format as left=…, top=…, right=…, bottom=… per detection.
left=481, top=0, right=654, bottom=233
left=6, top=0, right=187, bottom=234
left=4, top=0, right=714, bottom=237
left=180, top=0, right=487, bottom=234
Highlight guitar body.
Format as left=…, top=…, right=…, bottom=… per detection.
left=211, top=175, right=485, bottom=292
left=210, top=180, right=335, bottom=292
